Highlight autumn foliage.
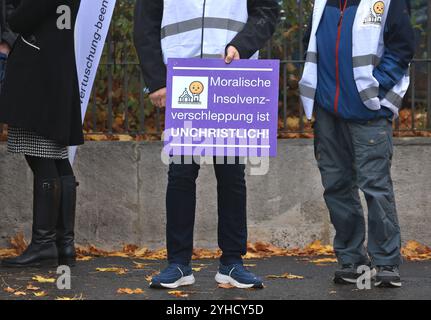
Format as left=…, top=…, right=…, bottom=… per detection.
left=1, top=234, right=430, bottom=262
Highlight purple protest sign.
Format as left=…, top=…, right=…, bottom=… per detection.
left=164, top=58, right=280, bottom=157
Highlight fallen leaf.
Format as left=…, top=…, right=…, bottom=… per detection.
left=96, top=267, right=128, bottom=275
left=145, top=271, right=159, bottom=283
left=401, top=241, right=431, bottom=261
left=33, top=291, right=47, bottom=297
left=244, top=264, right=257, bottom=268
left=218, top=283, right=235, bottom=289
left=192, top=267, right=203, bottom=272
left=77, top=256, right=93, bottom=261
left=310, top=258, right=338, bottom=264
left=0, top=248, right=17, bottom=258
left=14, top=291, right=27, bottom=296
left=55, top=294, right=83, bottom=301
left=26, top=285, right=40, bottom=291
left=10, top=233, right=28, bottom=254
left=168, top=290, right=189, bottom=298
left=133, top=261, right=151, bottom=269
left=134, top=247, right=150, bottom=257
left=117, top=288, right=144, bottom=295
left=266, top=273, right=304, bottom=280
left=32, top=276, right=56, bottom=283
left=4, top=287, right=16, bottom=293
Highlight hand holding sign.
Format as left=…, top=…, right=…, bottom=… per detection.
left=150, top=87, right=167, bottom=108
left=225, top=46, right=241, bottom=64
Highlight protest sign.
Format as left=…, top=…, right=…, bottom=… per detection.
left=69, top=0, right=116, bottom=162
left=164, top=58, right=280, bottom=157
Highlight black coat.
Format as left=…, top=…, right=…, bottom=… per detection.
left=134, top=0, right=280, bottom=93
left=0, top=0, right=18, bottom=46
left=0, top=0, right=84, bottom=147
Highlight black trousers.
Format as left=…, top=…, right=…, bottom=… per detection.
left=166, top=157, right=247, bottom=266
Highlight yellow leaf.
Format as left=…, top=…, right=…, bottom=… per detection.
left=310, top=258, right=338, bottom=264
left=33, top=291, right=47, bottom=297
left=32, top=276, right=55, bottom=283
left=145, top=271, right=159, bottom=283
left=55, top=294, right=83, bottom=301
left=168, top=290, right=189, bottom=298
left=266, top=273, right=304, bottom=280
left=107, top=252, right=130, bottom=258
left=117, top=288, right=144, bottom=295
left=77, top=256, right=93, bottom=261
left=96, top=267, right=128, bottom=275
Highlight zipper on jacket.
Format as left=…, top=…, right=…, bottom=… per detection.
left=334, top=0, right=348, bottom=114
left=200, top=0, right=207, bottom=58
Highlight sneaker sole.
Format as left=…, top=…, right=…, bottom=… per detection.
left=333, top=276, right=358, bottom=285
left=375, top=280, right=402, bottom=288
left=150, top=274, right=195, bottom=289
left=215, top=272, right=263, bottom=289
left=334, top=268, right=377, bottom=285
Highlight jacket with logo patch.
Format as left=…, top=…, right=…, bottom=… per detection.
left=301, top=0, right=415, bottom=121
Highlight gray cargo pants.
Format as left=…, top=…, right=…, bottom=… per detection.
left=314, top=106, right=402, bottom=266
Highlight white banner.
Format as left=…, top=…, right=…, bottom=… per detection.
left=69, top=0, right=117, bottom=162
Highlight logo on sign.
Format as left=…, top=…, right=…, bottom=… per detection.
left=363, top=1, right=385, bottom=26
left=172, top=76, right=208, bottom=109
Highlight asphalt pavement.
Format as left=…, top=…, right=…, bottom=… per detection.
left=0, top=256, right=430, bottom=300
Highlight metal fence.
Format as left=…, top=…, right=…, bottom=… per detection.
left=3, top=1, right=431, bottom=138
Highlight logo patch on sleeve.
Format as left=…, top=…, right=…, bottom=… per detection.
left=363, top=1, right=385, bottom=26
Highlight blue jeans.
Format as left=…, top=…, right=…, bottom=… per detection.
left=314, top=106, right=401, bottom=266
left=0, top=52, right=7, bottom=94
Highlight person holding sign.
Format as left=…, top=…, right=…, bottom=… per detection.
left=134, top=0, right=279, bottom=289
left=299, top=0, right=415, bottom=287
left=0, top=0, right=83, bottom=268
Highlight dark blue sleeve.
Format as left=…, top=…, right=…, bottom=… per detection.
left=373, top=0, right=415, bottom=96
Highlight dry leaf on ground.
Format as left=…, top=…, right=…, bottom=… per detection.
left=266, top=273, right=304, bottom=280
left=133, top=261, right=152, bottom=269
left=55, top=294, right=83, bottom=301
left=95, top=267, right=128, bottom=275
left=26, top=285, right=40, bottom=291
left=10, top=233, right=27, bottom=254
left=32, top=276, right=55, bottom=283
left=310, top=258, right=338, bottom=264
left=33, top=291, right=47, bottom=297
left=218, top=283, right=235, bottom=289
left=77, top=256, right=93, bottom=262
left=117, top=288, right=144, bottom=295
left=401, top=241, right=431, bottom=261
left=3, top=287, right=16, bottom=293
left=145, top=271, right=160, bottom=283
left=168, top=290, right=189, bottom=298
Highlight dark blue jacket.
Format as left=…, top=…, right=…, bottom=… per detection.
left=306, top=0, right=415, bottom=121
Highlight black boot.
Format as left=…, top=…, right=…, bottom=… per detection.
left=2, top=177, right=60, bottom=268
left=56, top=176, right=78, bottom=266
